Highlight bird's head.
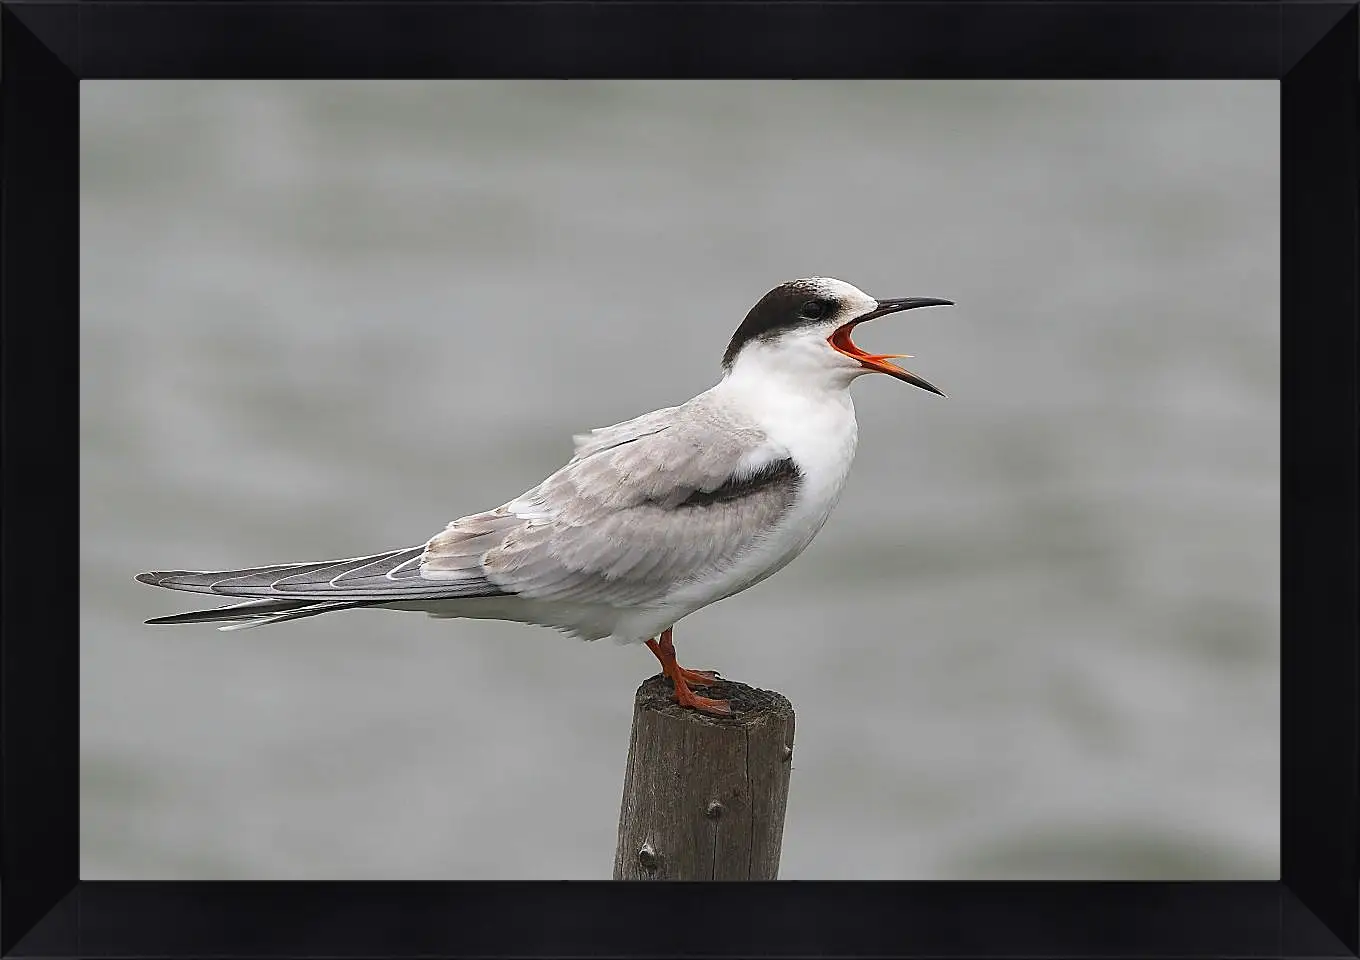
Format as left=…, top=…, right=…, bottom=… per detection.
left=721, top=278, right=951, bottom=396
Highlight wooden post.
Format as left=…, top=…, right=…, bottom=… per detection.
left=614, top=674, right=795, bottom=880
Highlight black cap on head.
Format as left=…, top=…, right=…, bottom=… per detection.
left=722, top=279, right=841, bottom=369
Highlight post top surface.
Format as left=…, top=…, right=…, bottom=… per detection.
left=634, top=674, right=794, bottom=726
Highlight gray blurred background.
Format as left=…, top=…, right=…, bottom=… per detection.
left=80, top=81, right=1279, bottom=880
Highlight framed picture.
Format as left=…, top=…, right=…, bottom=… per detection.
left=4, top=2, right=1355, bottom=957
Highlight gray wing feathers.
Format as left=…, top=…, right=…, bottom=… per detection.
left=569, top=407, right=679, bottom=460
left=138, top=546, right=503, bottom=601
left=141, top=398, right=799, bottom=616
left=430, top=399, right=801, bottom=606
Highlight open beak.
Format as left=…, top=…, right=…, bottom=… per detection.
left=828, top=297, right=952, bottom=396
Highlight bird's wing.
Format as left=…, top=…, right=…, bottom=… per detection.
left=423, top=398, right=801, bottom=606
left=140, top=400, right=799, bottom=608
left=568, top=405, right=680, bottom=459
left=137, top=545, right=502, bottom=600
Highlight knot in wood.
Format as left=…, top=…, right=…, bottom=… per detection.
left=636, top=842, right=659, bottom=871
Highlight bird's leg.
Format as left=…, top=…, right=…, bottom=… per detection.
left=645, top=628, right=731, bottom=716
left=646, top=636, right=718, bottom=688
left=645, top=628, right=721, bottom=686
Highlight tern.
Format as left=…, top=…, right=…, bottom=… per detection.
left=138, top=278, right=951, bottom=715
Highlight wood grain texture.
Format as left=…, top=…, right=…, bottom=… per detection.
left=614, top=675, right=795, bottom=880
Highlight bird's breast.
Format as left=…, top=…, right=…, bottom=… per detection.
left=758, top=398, right=859, bottom=573
left=749, top=388, right=860, bottom=503
left=668, top=386, right=860, bottom=611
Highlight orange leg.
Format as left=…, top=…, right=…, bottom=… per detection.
left=645, top=627, right=731, bottom=716
left=646, top=628, right=722, bottom=686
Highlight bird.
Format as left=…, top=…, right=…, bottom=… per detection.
left=137, top=277, right=951, bottom=716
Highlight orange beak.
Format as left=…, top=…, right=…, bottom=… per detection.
left=828, top=297, right=951, bottom=396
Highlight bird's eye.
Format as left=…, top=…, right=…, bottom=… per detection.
left=799, top=300, right=828, bottom=320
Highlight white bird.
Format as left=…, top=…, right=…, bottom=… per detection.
left=138, top=278, right=951, bottom=715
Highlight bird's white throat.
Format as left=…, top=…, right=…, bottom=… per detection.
left=713, top=344, right=860, bottom=499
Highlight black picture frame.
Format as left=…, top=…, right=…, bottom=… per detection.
left=3, top=2, right=1355, bottom=957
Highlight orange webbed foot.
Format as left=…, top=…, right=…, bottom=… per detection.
left=676, top=667, right=722, bottom=687
left=673, top=686, right=733, bottom=716
left=646, top=629, right=731, bottom=715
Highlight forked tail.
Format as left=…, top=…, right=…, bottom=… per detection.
left=143, top=597, right=379, bottom=631
left=137, top=545, right=504, bottom=631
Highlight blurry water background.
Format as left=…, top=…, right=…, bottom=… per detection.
left=80, top=81, right=1279, bottom=880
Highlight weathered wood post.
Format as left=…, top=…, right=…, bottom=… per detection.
left=614, top=674, right=795, bottom=880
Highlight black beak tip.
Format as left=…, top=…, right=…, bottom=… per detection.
left=908, top=374, right=948, bottom=397
left=866, top=296, right=955, bottom=319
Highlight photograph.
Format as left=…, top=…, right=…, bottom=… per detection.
left=80, top=79, right=1279, bottom=881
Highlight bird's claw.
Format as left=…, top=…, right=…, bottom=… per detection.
left=677, top=668, right=722, bottom=687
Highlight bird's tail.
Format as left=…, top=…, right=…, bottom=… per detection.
left=144, top=597, right=379, bottom=632
left=137, top=545, right=504, bottom=630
